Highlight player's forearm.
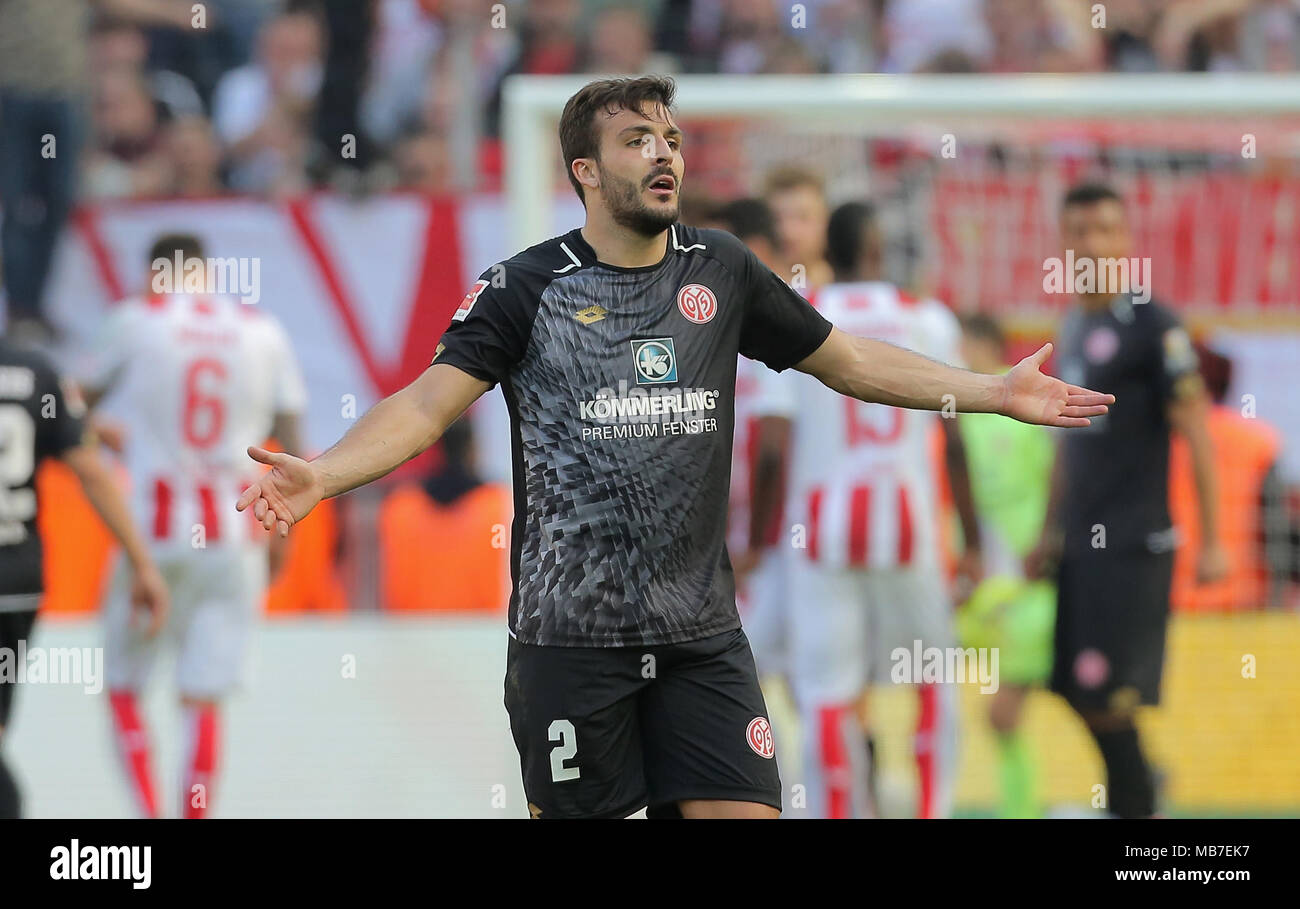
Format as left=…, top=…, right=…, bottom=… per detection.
left=821, top=336, right=1005, bottom=414
left=1184, top=415, right=1220, bottom=547
left=1040, top=439, right=1065, bottom=539
left=309, top=385, right=446, bottom=499
left=941, top=418, right=982, bottom=553
left=65, top=447, right=154, bottom=572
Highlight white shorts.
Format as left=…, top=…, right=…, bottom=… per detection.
left=737, top=548, right=790, bottom=679
left=104, top=545, right=267, bottom=699
left=788, top=555, right=954, bottom=704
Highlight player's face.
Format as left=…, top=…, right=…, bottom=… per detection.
left=768, top=185, right=828, bottom=266
left=592, top=104, right=684, bottom=236
left=1060, top=199, right=1132, bottom=265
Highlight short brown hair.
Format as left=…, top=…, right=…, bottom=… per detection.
left=149, top=232, right=204, bottom=265
left=558, top=76, right=677, bottom=204
left=763, top=165, right=825, bottom=200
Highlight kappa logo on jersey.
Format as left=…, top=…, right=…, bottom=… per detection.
left=452, top=280, right=490, bottom=322
left=631, top=338, right=678, bottom=385
left=746, top=716, right=775, bottom=759
left=573, top=304, right=608, bottom=325
left=676, top=283, right=717, bottom=324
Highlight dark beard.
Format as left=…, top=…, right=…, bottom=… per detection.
left=603, top=169, right=679, bottom=237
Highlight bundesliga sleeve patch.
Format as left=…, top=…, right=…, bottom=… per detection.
left=453, top=280, right=490, bottom=322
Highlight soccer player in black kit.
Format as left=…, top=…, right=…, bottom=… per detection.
left=1026, top=183, right=1228, bottom=819
left=0, top=339, right=168, bottom=818
left=237, top=77, right=1113, bottom=819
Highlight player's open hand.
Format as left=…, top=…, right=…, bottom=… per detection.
left=236, top=445, right=324, bottom=537
left=1000, top=343, right=1114, bottom=428
left=129, top=564, right=170, bottom=638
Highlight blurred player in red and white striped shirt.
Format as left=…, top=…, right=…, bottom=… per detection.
left=79, top=233, right=307, bottom=818
left=746, top=202, right=984, bottom=818
left=714, top=198, right=803, bottom=684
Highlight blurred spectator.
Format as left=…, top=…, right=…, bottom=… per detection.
left=485, top=0, right=581, bottom=136
left=163, top=114, right=226, bottom=197
left=1170, top=344, right=1289, bottom=611
left=393, top=126, right=452, bottom=193
left=982, top=0, right=1101, bottom=73
left=1101, top=0, right=1166, bottom=72
left=378, top=419, right=510, bottom=612
left=91, top=17, right=204, bottom=118
left=715, top=0, right=787, bottom=74
left=1245, top=0, right=1300, bottom=72
left=762, top=35, right=823, bottom=74
left=141, top=0, right=267, bottom=106
left=583, top=5, right=667, bottom=74
left=361, top=0, right=445, bottom=148
left=211, top=5, right=324, bottom=194
left=798, top=0, right=877, bottom=73
left=763, top=165, right=833, bottom=290
left=1156, top=0, right=1300, bottom=72
left=0, top=0, right=89, bottom=340
left=313, top=0, right=378, bottom=182
left=83, top=67, right=171, bottom=199
left=881, top=0, right=991, bottom=72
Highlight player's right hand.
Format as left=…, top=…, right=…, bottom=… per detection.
left=236, top=445, right=324, bottom=537
left=129, top=564, right=170, bottom=638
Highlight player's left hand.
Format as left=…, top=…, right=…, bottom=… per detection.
left=129, top=563, right=170, bottom=637
left=1196, top=542, right=1231, bottom=585
left=1000, top=343, right=1114, bottom=428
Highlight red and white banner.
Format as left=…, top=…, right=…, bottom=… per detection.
left=44, top=192, right=583, bottom=478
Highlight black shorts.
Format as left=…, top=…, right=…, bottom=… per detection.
left=504, top=626, right=782, bottom=819
left=1050, top=548, right=1173, bottom=713
left=0, top=609, right=38, bottom=727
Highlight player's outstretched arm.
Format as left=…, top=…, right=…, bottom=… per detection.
left=795, top=327, right=1113, bottom=428
left=236, top=363, right=491, bottom=536
left=62, top=444, right=170, bottom=635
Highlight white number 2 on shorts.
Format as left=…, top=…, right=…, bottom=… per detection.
left=548, top=719, right=580, bottom=782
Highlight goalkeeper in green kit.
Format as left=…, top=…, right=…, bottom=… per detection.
left=956, top=315, right=1057, bottom=818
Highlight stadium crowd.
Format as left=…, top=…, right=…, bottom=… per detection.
left=5, top=0, right=1300, bottom=202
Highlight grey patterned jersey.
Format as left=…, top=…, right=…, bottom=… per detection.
left=434, top=225, right=832, bottom=647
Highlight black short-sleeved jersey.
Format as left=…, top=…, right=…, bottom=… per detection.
left=435, top=224, right=832, bottom=646
left=0, top=342, right=86, bottom=608
left=1054, top=294, right=1199, bottom=556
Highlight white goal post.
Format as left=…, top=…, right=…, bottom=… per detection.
left=502, top=73, right=1300, bottom=253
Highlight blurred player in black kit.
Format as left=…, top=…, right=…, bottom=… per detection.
left=1028, top=182, right=1228, bottom=818
left=0, top=337, right=168, bottom=818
